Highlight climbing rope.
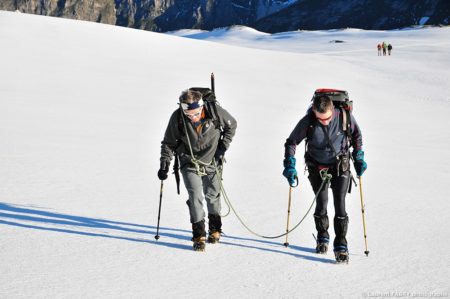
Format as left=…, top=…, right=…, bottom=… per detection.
left=215, top=163, right=332, bottom=239
left=215, top=163, right=231, bottom=217
left=180, top=106, right=212, bottom=177
left=180, top=104, right=333, bottom=239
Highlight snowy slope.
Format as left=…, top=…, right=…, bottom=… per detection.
left=1, top=11, right=449, bottom=299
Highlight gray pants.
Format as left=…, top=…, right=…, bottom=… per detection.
left=181, top=164, right=221, bottom=224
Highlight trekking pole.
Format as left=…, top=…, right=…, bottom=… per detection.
left=283, top=185, right=293, bottom=247
left=358, top=177, right=369, bottom=256
left=283, top=177, right=298, bottom=247
left=155, top=180, right=164, bottom=240
left=211, top=72, right=215, bottom=92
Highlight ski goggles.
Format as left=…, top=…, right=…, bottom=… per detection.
left=180, top=99, right=204, bottom=111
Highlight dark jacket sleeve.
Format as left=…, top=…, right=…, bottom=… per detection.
left=284, top=113, right=311, bottom=158
left=160, top=110, right=182, bottom=163
left=350, top=114, right=363, bottom=152
left=217, top=105, right=237, bottom=150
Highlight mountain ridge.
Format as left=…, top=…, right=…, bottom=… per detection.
left=1, top=0, right=448, bottom=33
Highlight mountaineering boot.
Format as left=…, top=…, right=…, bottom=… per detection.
left=207, top=214, right=222, bottom=244
left=314, top=214, right=330, bottom=254
left=192, top=220, right=206, bottom=252
left=315, top=237, right=329, bottom=254
left=193, top=236, right=206, bottom=252
left=208, top=231, right=221, bottom=244
left=333, top=215, right=349, bottom=263
left=334, top=246, right=349, bottom=264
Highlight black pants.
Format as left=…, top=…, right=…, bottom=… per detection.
left=308, top=166, right=350, bottom=218
left=308, top=165, right=351, bottom=248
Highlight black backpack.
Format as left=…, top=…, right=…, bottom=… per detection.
left=306, top=88, right=353, bottom=144
left=177, top=87, right=223, bottom=136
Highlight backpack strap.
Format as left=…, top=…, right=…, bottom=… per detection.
left=205, top=101, right=223, bottom=132
left=341, top=108, right=347, bottom=132
left=305, top=112, right=316, bottom=143
left=305, top=112, right=316, bottom=154
left=340, top=108, right=352, bottom=148
left=177, top=108, right=186, bottom=137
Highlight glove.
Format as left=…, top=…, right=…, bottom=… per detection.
left=282, top=156, right=298, bottom=186
left=353, top=150, right=367, bottom=177
left=214, top=142, right=226, bottom=166
left=157, top=160, right=170, bottom=180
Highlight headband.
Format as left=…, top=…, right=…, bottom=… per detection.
left=180, top=99, right=204, bottom=110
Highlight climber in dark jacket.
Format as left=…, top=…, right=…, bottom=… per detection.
left=283, top=93, right=367, bottom=263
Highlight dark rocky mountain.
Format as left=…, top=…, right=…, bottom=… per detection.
left=0, top=0, right=295, bottom=31
left=253, top=0, right=450, bottom=32
left=1, top=0, right=448, bottom=33
left=0, top=0, right=116, bottom=24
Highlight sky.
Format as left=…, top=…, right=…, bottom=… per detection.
left=1, top=10, right=450, bottom=299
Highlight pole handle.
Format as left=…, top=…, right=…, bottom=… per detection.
left=288, top=176, right=299, bottom=188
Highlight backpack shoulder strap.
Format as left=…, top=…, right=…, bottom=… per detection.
left=177, top=108, right=186, bottom=136
left=341, top=107, right=347, bottom=133
left=339, top=108, right=352, bottom=148
left=205, top=100, right=223, bottom=132
left=306, top=111, right=316, bottom=143
left=304, top=111, right=316, bottom=155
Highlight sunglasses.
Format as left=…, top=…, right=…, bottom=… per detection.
left=316, top=114, right=333, bottom=122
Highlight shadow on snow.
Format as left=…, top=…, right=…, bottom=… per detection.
left=0, top=202, right=192, bottom=251
left=0, top=202, right=332, bottom=263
